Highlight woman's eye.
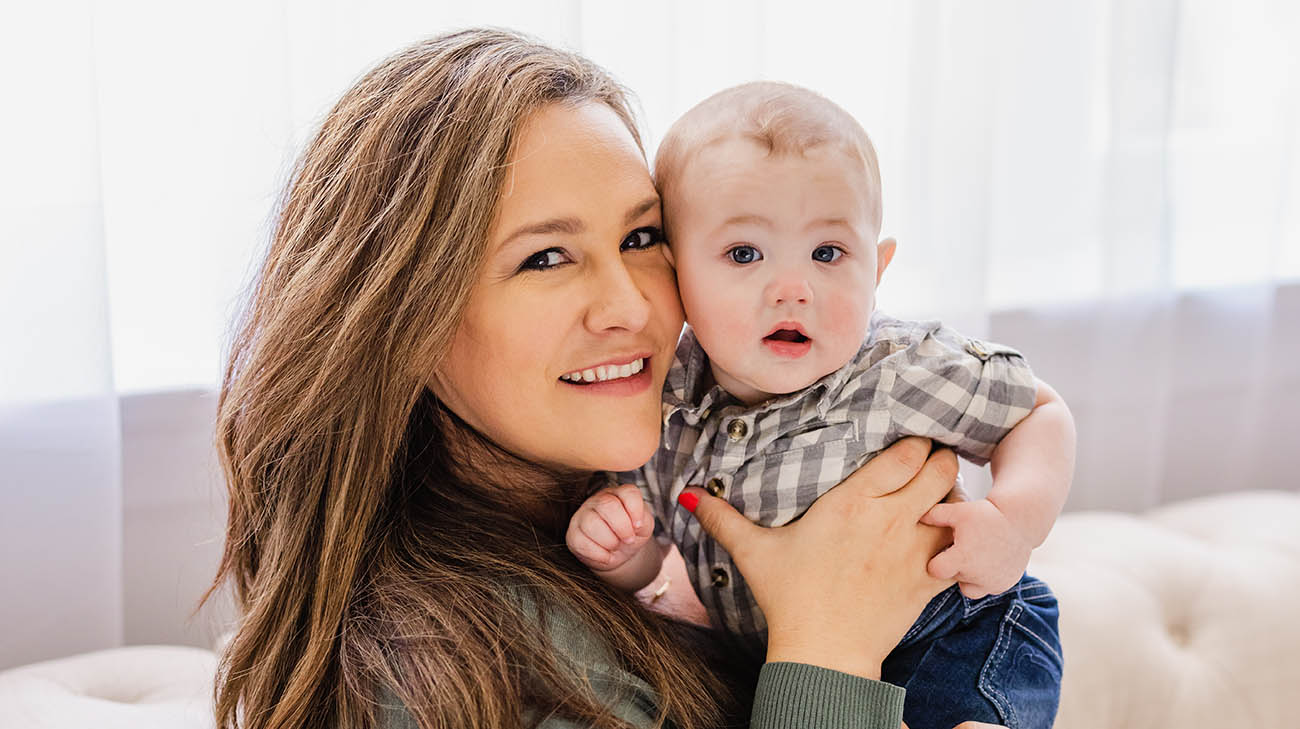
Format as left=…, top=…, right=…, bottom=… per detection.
left=812, top=245, right=843, bottom=263
left=728, top=245, right=762, bottom=264
left=519, top=248, right=570, bottom=271
left=622, top=226, right=666, bottom=250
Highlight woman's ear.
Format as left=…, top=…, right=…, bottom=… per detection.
left=875, top=237, right=897, bottom=285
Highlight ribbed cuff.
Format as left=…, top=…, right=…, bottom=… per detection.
left=750, top=662, right=906, bottom=729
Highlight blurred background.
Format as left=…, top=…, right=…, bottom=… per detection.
left=2, top=0, right=1297, bottom=671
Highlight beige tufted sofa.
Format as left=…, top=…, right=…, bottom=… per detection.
left=1032, top=490, right=1300, bottom=728
left=2, top=490, right=1297, bottom=728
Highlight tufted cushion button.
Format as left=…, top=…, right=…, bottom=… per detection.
left=1166, top=621, right=1191, bottom=648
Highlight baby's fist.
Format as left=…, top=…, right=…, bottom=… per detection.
left=566, top=485, right=655, bottom=573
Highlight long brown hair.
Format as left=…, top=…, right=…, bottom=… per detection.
left=205, top=28, right=742, bottom=729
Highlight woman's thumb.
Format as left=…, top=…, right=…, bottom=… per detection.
left=678, top=486, right=761, bottom=560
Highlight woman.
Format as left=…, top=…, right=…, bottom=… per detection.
left=206, top=28, right=966, bottom=729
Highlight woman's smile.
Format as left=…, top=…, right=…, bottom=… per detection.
left=558, top=355, right=648, bottom=383
left=558, top=355, right=653, bottom=395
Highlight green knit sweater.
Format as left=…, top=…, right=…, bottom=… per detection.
left=380, top=599, right=904, bottom=729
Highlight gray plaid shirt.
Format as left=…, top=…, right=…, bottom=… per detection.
left=616, top=312, right=1038, bottom=640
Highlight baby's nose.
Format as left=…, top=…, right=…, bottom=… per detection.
left=766, top=277, right=814, bottom=306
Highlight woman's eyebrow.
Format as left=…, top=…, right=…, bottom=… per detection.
left=497, top=196, right=661, bottom=251
left=624, top=196, right=661, bottom=225
left=500, top=217, right=584, bottom=249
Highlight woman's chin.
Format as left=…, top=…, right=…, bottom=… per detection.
left=590, top=431, right=660, bottom=473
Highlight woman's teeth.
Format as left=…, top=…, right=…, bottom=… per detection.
left=560, top=358, right=645, bottom=383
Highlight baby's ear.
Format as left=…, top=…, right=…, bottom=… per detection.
left=875, top=237, right=897, bottom=284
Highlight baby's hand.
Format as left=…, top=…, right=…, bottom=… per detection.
left=920, top=499, right=1032, bottom=599
left=566, top=485, right=655, bottom=573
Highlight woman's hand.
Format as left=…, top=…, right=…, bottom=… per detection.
left=680, top=437, right=958, bottom=680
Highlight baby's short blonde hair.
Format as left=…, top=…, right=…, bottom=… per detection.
left=654, top=81, right=882, bottom=231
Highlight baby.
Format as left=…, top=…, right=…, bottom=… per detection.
left=567, top=82, right=1073, bottom=729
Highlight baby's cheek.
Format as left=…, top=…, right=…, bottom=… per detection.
left=822, top=289, right=873, bottom=344
left=692, top=302, right=751, bottom=355
left=675, top=265, right=718, bottom=325
left=684, top=292, right=754, bottom=369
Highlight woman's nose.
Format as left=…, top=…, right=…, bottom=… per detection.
left=584, top=260, right=652, bottom=333
left=765, top=275, right=814, bottom=307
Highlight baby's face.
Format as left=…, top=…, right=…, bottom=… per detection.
left=666, top=138, right=887, bottom=405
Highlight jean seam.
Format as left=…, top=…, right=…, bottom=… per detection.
left=1007, top=609, right=1063, bottom=667
left=978, top=601, right=1022, bottom=729
left=963, top=579, right=1052, bottom=619
left=1018, top=585, right=1052, bottom=599
left=963, top=594, right=1013, bottom=619
left=901, top=589, right=955, bottom=645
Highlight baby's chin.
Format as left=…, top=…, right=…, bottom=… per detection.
left=709, top=356, right=842, bottom=405
left=757, top=375, right=824, bottom=396
left=724, top=371, right=831, bottom=405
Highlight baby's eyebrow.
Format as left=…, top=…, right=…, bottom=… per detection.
left=719, top=213, right=773, bottom=229
left=714, top=215, right=858, bottom=235
left=804, top=217, right=855, bottom=232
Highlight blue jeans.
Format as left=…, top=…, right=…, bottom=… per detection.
left=882, top=574, right=1063, bottom=729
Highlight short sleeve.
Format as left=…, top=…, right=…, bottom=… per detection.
left=885, top=324, right=1037, bottom=465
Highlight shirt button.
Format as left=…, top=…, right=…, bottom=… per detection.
left=727, top=419, right=748, bottom=441
left=966, top=339, right=990, bottom=360
left=710, top=567, right=729, bottom=588
left=705, top=477, right=725, bottom=498
left=699, top=407, right=711, bottom=420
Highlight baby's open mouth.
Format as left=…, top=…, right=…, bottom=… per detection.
left=764, top=329, right=810, bottom=344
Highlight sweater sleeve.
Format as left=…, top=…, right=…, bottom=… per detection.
left=529, top=663, right=905, bottom=729
left=750, top=662, right=905, bottom=729
left=380, top=595, right=906, bottom=729
left=381, top=661, right=905, bottom=729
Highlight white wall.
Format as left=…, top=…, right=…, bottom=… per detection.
left=0, top=391, right=234, bottom=672
left=0, top=398, right=122, bottom=671
left=989, top=282, right=1300, bottom=512
left=120, top=390, right=234, bottom=650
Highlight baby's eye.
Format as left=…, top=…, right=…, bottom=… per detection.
left=518, top=247, right=571, bottom=272
left=728, top=245, right=762, bottom=264
left=622, top=226, right=666, bottom=250
left=812, top=245, right=844, bottom=263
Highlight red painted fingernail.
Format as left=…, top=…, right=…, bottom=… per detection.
left=678, top=491, right=699, bottom=513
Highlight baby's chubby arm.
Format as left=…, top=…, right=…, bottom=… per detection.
left=921, top=378, right=1075, bottom=598
left=565, top=485, right=665, bottom=592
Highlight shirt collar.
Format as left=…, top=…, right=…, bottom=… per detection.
left=662, top=322, right=880, bottom=424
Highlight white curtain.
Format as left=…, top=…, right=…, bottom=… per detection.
left=3, top=0, right=1297, bottom=667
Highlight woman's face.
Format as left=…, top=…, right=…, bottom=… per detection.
left=432, top=102, right=684, bottom=473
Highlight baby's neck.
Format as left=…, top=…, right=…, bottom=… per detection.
left=707, top=361, right=778, bottom=408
